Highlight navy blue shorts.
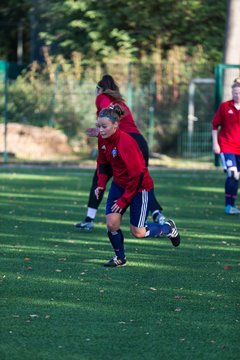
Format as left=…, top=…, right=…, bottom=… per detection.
left=221, top=153, right=240, bottom=171
left=106, top=181, right=154, bottom=227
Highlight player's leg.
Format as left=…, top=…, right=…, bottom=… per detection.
left=128, top=132, right=164, bottom=223
left=223, top=154, right=240, bottom=214
left=129, top=189, right=180, bottom=247
left=75, top=167, right=113, bottom=229
left=150, top=189, right=166, bottom=224
left=104, top=181, right=126, bottom=267
left=236, top=154, right=240, bottom=203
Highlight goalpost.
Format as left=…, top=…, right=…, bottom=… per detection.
left=0, top=60, right=9, bottom=163
left=184, top=64, right=240, bottom=162
left=215, top=63, right=240, bottom=109
left=187, top=77, right=215, bottom=154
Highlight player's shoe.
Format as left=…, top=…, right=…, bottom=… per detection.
left=154, top=212, right=166, bottom=225
left=75, top=220, right=94, bottom=230
left=225, top=205, right=240, bottom=215
left=104, top=256, right=126, bottom=267
left=165, top=219, right=181, bottom=247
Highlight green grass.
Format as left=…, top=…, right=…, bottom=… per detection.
left=0, top=166, right=239, bottom=360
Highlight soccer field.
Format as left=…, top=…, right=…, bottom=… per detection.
left=0, top=166, right=239, bottom=360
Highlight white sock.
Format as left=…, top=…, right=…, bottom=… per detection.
left=87, top=207, right=97, bottom=220
left=152, top=210, right=160, bottom=217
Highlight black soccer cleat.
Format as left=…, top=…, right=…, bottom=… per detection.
left=75, top=220, right=94, bottom=230
left=104, top=256, right=127, bottom=267
left=165, top=219, right=181, bottom=247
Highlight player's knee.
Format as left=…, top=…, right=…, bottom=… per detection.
left=107, top=223, right=118, bottom=232
left=227, top=167, right=239, bottom=180
left=131, top=226, right=145, bottom=238
left=106, top=220, right=119, bottom=232
left=106, top=213, right=121, bottom=232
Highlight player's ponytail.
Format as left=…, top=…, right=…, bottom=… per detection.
left=99, top=104, right=125, bottom=123
left=232, top=77, right=240, bottom=89
left=110, top=104, right=124, bottom=117
left=97, top=74, right=125, bottom=103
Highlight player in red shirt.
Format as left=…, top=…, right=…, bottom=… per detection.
left=212, top=78, right=240, bottom=214
left=95, top=104, right=180, bottom=267
left=76, top=74, right=165, bottom=230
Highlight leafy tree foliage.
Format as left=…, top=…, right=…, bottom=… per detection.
left=38, top=0, right=226, bottom=65
left=0, top=0, right=227, bottom=65
left=0, top=0, right=228, bottom=155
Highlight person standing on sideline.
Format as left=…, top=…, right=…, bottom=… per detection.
left=76, top=74, right=165, bottom=230
left=95, top=104, right=180, bottom=267
left=212, top=77, right=240, bottom=215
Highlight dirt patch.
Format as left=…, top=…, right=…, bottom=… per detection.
left=0, top=123, right=73, bottom=160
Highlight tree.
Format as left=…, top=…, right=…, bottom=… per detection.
left=38, top=0, right=226, bottom=65
left=223, top=0, right=240, bottom=100
left=0, top=0, right=30, bottom=62
left=224, top=0, right=240, bottom=64
left=0, top=0, right=227, bottom=66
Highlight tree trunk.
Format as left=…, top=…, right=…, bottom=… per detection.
left=223, top=0, right=240, bottom=100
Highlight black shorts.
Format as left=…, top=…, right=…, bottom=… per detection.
left=128, top=132, right=149, bottom=166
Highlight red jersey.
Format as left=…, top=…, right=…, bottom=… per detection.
left=212, top=100, right=240, bottom=154
left=97, top=129, right=153, bottom=209
left=96, top=94, right=140, bottom=134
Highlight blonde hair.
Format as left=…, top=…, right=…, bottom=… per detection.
left=232, top=77, right=240, bottom=89
left=103, top=89, right=125, bottom=102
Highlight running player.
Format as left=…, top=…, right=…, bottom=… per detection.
left=75, top=74, right=165, bottom=230
left=95, top=104, right=180, bottom=267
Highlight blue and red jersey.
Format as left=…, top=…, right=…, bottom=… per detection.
left=97, top=129, right=153, bottom=209
left=212, top=100, right=240, bottom=154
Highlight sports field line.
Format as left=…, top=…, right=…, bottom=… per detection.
left=14, top=171, right=225, bottom=179
left=60, top=171, right=223, bottom=179
left=0, top=165, right=224, bottom=179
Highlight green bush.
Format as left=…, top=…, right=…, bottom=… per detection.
left=2, top=48, right=215, bottom=154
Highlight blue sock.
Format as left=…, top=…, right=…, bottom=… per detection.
left=225, top=178, right=239, bottom=206
left=107, top=229, right=125, bottom=259
left=145, top=222, right=170, bottom=237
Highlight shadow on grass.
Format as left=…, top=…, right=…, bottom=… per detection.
left=1, top=168, right=239, bottom=360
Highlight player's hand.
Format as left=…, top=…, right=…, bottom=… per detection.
left=95, top=187, right=104, bottom=199
left=111, top=201, right=123, bottom=213
left=86, top=128, right=99, bottom=137
left=213, top=143, right=221, bottom=154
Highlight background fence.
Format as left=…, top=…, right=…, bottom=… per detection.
left=0, top=60, right=239, bottom=163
